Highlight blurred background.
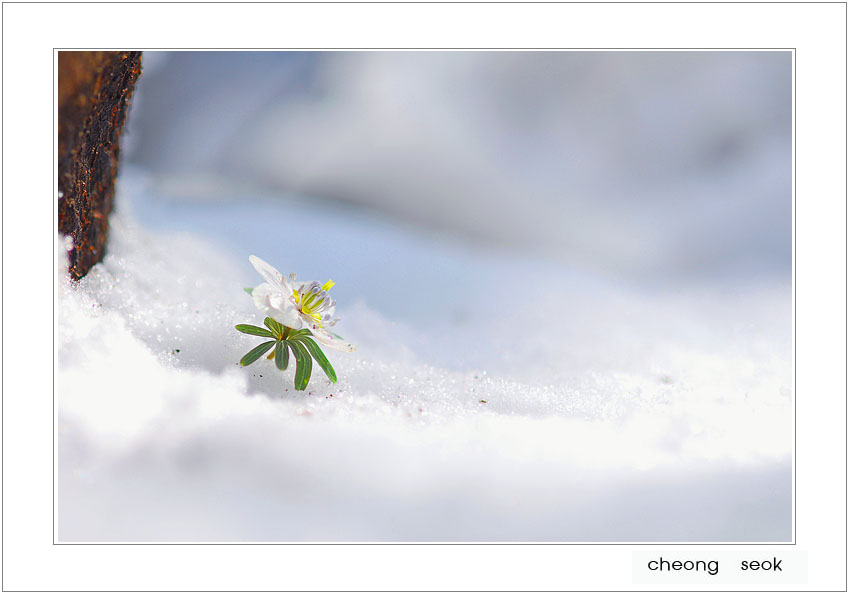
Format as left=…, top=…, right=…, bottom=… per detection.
left=125, top=50, right=791, bottom=285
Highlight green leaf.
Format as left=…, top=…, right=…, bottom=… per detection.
left=288, top=328, right=314, bottom=339
left=240, top=341, right=276, bottom=366
left=243, top=287, right=254, bottom=295
left=274, top=340, right=288, bottom=371
left=299, top=337, right=337, bottom=383
left=288, top=340, right=312, bottom=391
left=264, top=317, right=283, bottom=336
left=235, top=324, right=275, bottom=338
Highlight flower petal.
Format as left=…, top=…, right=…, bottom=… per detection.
left=271, top=306, right=303, bottom=329
left=311, top=327, right=358, bottom=352
left=249, top=255, right=290, bottom=294
left=253, top=283, right=302, bottom=328
left=298, top=311, right=320, bottom=328
left=275, top=312, right=304, bottom=329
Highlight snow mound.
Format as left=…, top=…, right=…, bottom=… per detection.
left=57, top=179, right=791, bottom=542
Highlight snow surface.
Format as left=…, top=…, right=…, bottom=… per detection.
left=57, top=171, right=792, bottom=542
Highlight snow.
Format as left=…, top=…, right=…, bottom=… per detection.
left=57, top=170, right=792, bottom=542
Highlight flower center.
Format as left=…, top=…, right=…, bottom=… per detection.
left=293, top=279, right=335, bottom=323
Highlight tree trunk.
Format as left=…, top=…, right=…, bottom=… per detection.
left=58, top=51, right=142, bottom=280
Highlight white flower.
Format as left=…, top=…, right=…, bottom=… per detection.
left=249, top=255, right=357, bottom=352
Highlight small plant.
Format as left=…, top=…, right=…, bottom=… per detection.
left=236, top=255, right=357, bottom=391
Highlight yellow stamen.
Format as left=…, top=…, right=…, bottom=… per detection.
left=322, top=279, right=335, bottom=291
left=292, top=289, right=300, bottom=304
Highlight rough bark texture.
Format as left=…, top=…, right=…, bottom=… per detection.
left=58, top=51, right=142, bottom=280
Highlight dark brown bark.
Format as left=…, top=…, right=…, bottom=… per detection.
left=58, top=51, right=142, bottom=280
